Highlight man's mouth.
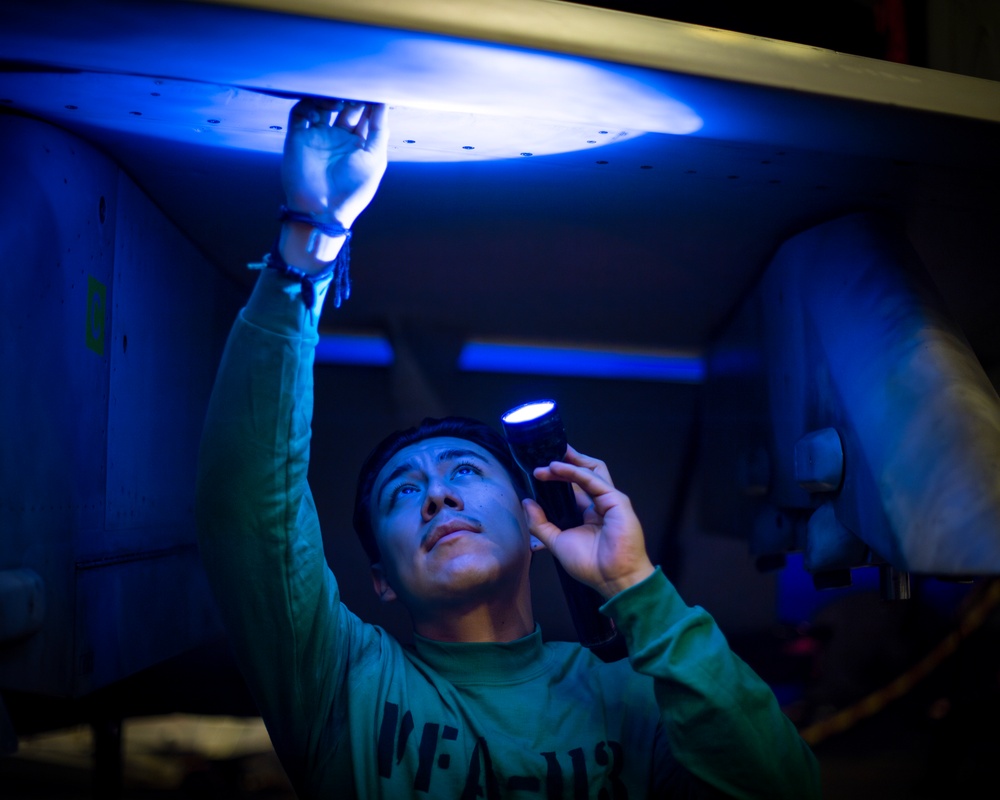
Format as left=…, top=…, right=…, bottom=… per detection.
left=424, top=518, right=482, bottom=550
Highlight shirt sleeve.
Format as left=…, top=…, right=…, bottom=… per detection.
left=195, top=269, right=370, bottom=783
left=601, top=568, right=822, bottom=800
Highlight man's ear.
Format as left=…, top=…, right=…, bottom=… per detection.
left=370, top=562, right=398, bottom=603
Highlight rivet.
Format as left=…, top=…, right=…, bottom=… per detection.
left=462, top=145, right=474, bottom=150
left=598, top=130, right=608, bottom=134
left=65, top=104, right=78, bottom=110
left=129, top=111, right=142, bottom=116
left=596, top=160, right=608, bottom=165
left=586, top=140, right=596, bottom=143
left=404, top=139, right=415, bottom=143
left=150, top=92, right=161, bottom=97
left=520, top=152, right=532, bottom=157
left=795, top=428, right=844, bottom=492
left=270, top=125, right=282, bottom=130
left=207, top=119, right=220, bottom=124
left=640, top=165, right=652, bottom=169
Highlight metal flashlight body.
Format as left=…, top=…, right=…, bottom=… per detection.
left=501, top=401, right=623, bottom=660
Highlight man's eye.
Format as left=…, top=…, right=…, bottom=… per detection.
left=454, top=462, right=482, bottom=477
left=390, top=484, right=418, bottom=504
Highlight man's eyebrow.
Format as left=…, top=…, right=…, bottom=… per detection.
left=376, top=460, right=415, bottom=506
left=437, top=448, right=490, bottom=464
left=376, top=449, right=491, bottom=505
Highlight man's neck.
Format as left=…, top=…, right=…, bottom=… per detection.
left=411, top=591, right=534, bottom=643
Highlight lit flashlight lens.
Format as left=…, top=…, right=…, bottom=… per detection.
left=502, top=400, right=555, bottom=425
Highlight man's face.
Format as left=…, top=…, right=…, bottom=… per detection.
left=370, top=436, right=532, bottom=613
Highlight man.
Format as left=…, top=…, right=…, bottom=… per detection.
left=196, top=98, right=820, bottom=798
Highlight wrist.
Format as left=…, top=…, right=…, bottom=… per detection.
left=282, top=191, right=358, bottom=229
left=279, top=220, right=346, bottom=276
left=600, top=560, right=656, bottom=599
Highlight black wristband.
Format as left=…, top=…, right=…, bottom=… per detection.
left=260, top=237, right=351, bottom=309
left=249, top=205, right=353, bottom=308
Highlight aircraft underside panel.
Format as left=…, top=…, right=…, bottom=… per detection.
left=700, top=212, right=1000, bottom=580
left=0, top=115, right=241, bottom=697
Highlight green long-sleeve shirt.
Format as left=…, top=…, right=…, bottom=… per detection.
left=195, top=269, right=820, bottom=799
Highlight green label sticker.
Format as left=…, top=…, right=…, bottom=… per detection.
left=85, top=276, right=106, bottom=356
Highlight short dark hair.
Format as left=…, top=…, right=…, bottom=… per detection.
left=352, top=417, right=531, bottom=563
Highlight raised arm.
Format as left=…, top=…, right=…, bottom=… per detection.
left=195, top=98, right=388, bottom=781
left=525, top=449, right=821, bottom=799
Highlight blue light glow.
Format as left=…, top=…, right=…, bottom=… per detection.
left=0, top=13, right=703, bottom=164
left=315, top=333, right=394, bottom=367
left=314, top=335, right=705, bottom=383
left=459, top=341, right=705, bottom=383
left=777, top=552, right=879, bottom=623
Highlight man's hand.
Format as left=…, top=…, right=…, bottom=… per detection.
left=277, top=99, right=388, bottom=275
left=282, top=99, right=388, bottom=229
left=524, top=446, right=655, bottom=600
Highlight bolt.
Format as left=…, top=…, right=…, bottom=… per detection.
left=794, top=428, right=844, bottom=492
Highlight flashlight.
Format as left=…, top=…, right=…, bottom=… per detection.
left=501, top=400, right=623, bottom=660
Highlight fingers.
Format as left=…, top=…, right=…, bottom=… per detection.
left=532, top=458, right=632, bottom=522
left=363, top=103, right=390, bottom=155
left=536, top=445, right=614, bottom=492
left=333, top=101, right=365, bottom=131
left=288, top=100, right=313, bottom=131
left=563, top=445, right=614, bottom=487
left=536, top=460, right=614, bottom=498
left=289, top=98, right=345, bottom=130
left=337, top=103, right=389, bottom=154
left=288, top=98, right=384, bottom=137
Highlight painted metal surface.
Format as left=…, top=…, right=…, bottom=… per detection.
left=700, top=212, right=1000, bottom=576
left=0, top=116, right=119, bottom=696
left=2, top=0, right=996, bottom=364
left=0, top=115, right=242, bottom=697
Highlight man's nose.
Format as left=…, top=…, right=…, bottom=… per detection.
left=422, top=479, right=462, bottom=521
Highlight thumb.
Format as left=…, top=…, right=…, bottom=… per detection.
left=522, top=498, right=560, bottom=550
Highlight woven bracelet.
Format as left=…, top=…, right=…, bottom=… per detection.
left=278, top=205, right=352, bottom=240
left=248, top=238, right=350, bottom=309
left=248, top=207, right=353, bottom=308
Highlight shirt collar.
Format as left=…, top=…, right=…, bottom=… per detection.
left=409, top=625, right=550, bottom=685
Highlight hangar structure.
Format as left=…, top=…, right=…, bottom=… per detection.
left=1, top=0, right=999, bottom=777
